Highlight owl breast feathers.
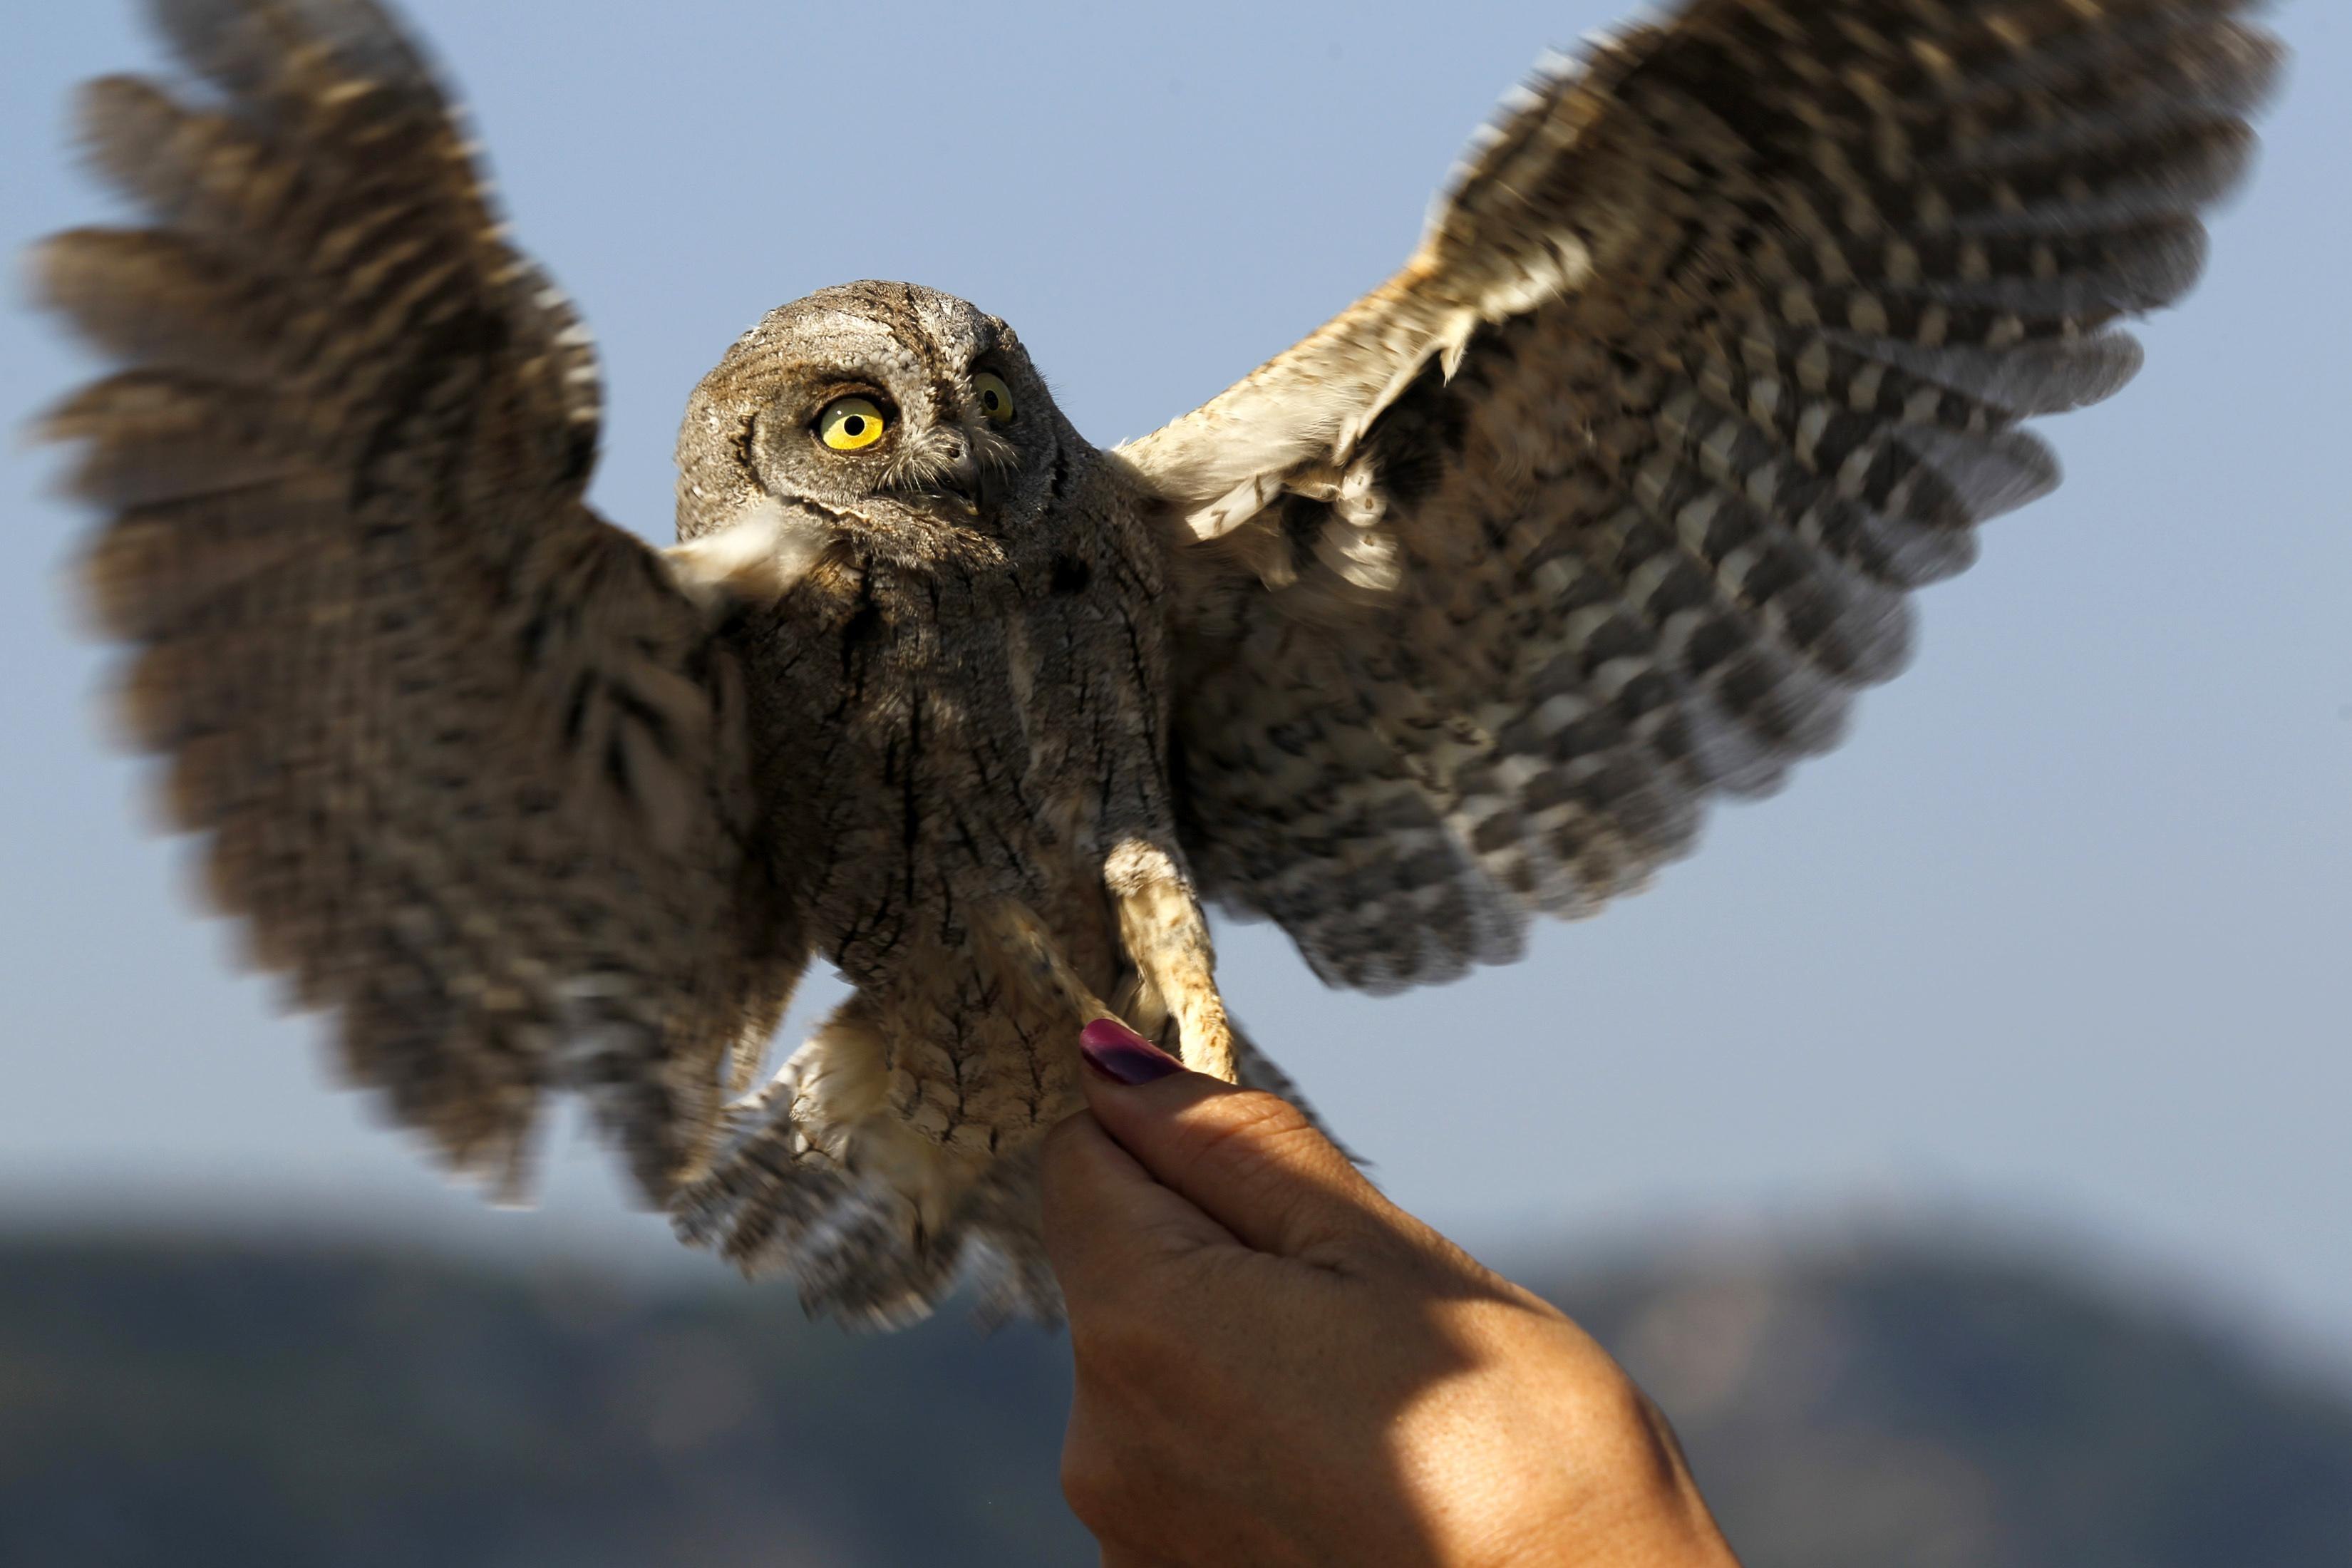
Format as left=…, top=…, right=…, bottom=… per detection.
left=38, top=0, right=2280, bottom=1325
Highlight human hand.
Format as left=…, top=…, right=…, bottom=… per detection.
left=1039, top=1019, right=1739, bottom=1568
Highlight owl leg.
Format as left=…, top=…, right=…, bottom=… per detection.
left=1104, top=840, right=1239, bottom=1084
left=972, top=899, right=1121, bottom=1033
left=677, top=995, right=961, bottom=1252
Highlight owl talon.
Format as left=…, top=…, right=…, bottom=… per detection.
left=1182, top=1016, right=1241, bottom=1085
left=1105, top=840, right=1242, bottom=1084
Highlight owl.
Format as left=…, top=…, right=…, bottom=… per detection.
left=38, top=0, right=2280, bottom=1326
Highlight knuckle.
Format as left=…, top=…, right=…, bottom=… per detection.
left=1223, top=1088, right=1314, bottom=1137
left=1180, top=1090, right=1368, bottom=1229
left=1180, top=1089, right=1315, bottom=1167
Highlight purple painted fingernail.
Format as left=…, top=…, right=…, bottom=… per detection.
left=1079, top=1017, right=1183, bottom=1085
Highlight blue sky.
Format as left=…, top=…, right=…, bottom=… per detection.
left=4, top=2, right=2346, bottom=1358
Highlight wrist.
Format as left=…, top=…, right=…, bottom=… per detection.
left=1399, top=1301, right=1735, bottom=1568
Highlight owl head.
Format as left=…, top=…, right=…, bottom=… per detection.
left=674, top=281, right=1073, bottom=557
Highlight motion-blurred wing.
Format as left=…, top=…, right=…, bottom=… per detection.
left=1125, top=0, right=2279, bottom=991
left=37, top=0, right=799, bottom=1199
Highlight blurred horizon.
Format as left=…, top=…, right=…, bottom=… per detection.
left=7, top=1224, right=2351, bottom=1566
left=4, top=0, right=2347, bottom=1384
left=12, top=1150, right=2351, bottom=1391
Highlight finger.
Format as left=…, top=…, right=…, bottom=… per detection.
left=1038, top=1107, right=1239, bottom=1311
left=1075, top=1018, right=1397, bottom=1264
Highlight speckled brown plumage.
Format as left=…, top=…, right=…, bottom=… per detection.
left=38, top=0, right=2279, bottom=1326
left=1140, top=0, right=2282, bottom=993
left=39, top=0, right=775, bottom=1207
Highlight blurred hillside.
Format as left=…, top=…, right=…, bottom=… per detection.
left=3, top=1233, right=2346, bottom=1567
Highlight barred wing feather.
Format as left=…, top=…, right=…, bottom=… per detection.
left=37, top=0, right=800, bottom=1200
left=1126, top=0, right=2279, bottom=993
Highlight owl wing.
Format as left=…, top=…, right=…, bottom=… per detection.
left=1123, top=0, right=2279, bottom=992
left=37, top=0, right=800, bottom=1200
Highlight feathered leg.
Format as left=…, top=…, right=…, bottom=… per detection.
left=677, top=910, right=1113, bottom=1326
left=1104, top=840, right=1239, bottom=1083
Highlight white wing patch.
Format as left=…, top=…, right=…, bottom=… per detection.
left=664, top=497, right=832, bottom=610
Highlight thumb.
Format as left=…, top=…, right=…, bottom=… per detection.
left=1074, top=1018, right=1396, bottom=1264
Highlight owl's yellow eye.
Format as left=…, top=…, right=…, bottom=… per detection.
left=974, top=372, right=1017, bottom=425
left=817, top=396, right=888, bottom=452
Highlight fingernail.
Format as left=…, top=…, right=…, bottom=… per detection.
left=1079, top=1017, right=1183, bottom=1085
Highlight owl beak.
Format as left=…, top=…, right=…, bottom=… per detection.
left=932, top=450, right=986, bottom=520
